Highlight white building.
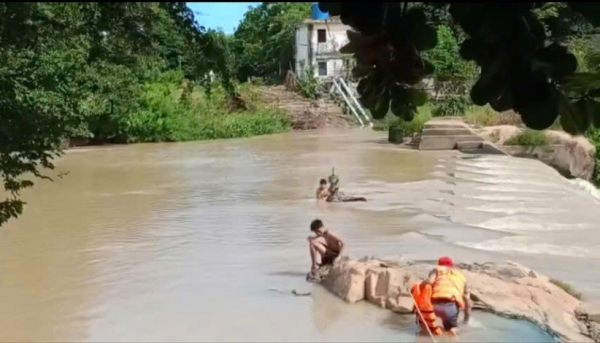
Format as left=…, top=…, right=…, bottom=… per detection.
left=294, top=16, right=351, bottom=80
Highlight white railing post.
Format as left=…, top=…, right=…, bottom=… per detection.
left=332, top=79, right=364, bottom=127
left=338, top=78, right=372, bottom=127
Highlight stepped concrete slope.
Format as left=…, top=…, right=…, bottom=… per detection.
left=259, top=86, right=355, bottom=130
left=418, top=117, right=507, bottom=154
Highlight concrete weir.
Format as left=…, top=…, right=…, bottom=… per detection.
left=418, top=118, right=507, bottom=155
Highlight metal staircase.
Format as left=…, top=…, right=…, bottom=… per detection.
left=328, top=77, right=372, bottom=128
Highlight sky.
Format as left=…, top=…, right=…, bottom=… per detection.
left=186, top=2, right=260, bottom=35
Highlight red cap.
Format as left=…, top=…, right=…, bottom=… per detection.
left=438, top=256, right=454, bottom=267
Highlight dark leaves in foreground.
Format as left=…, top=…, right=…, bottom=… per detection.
left=322, top=2, right=600, bottom=134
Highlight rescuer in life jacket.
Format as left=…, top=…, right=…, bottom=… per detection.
left=411, top=282, right=443, bottom=336
left=425, top=256, right=471, bottom=336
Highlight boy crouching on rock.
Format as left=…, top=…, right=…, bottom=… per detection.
left=307, top=219, right=344, bottom=273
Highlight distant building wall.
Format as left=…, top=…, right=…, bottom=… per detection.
left=295, top=24, right=309, bottom=77
left=294, top=19, right=351, bottom=80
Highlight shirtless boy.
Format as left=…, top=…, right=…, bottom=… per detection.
left=307, top=219, right=344, bottom=272
left=315, top=179, right=330, bottom=200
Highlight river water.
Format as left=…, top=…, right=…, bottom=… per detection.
left=2, top=128, right=597, bottom=342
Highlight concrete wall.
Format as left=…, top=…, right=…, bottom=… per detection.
left=294, top=20, right=438, bottom=87
left=294, top=25, right=309, bottom=77
left=295, top=20, right=351, bottom=80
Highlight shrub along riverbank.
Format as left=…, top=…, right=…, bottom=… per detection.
left=67, top=72, right=291, bottom=147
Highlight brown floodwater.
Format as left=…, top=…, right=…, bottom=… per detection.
left=2, top=128, right=589, bottom=342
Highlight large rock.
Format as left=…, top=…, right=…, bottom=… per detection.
left=314, top=258, right=593, bottom=343
left=591, top=323, right=600, bottom=343
left=319, top=260, right=369, bottom=303
left=477, top=125, right=521, bottom=146
left=475, top=126, right=596, bottom=181
left=545, top=131, right=596, bottom=181
left=576, top=302, right=600, bottom=322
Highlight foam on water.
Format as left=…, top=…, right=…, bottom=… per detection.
left=475, top=216, right=588, bottom=233
left=465, top=204, right=566, bottom=215
left=459, top=193, right=542, bottom=202
left=424, top=153, right=600, bottom=265
left=570, top=178, right=600, bottom=201
left=458, top=236, right=599, bottom=258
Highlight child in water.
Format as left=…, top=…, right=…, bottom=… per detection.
left=315, top=179, right=330, bottom=200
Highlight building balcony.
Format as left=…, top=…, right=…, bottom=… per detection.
left=315, top=42, right=345, bottom=58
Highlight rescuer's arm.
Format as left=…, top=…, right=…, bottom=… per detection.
left=463, top=283, right=471, bottom=324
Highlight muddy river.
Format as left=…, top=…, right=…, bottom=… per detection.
left=2, top=128, right=596, bottom=341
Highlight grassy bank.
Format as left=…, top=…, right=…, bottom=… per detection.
left=504, top=129, right=549, bottom=147
left=550, top=279, right=583, bottom=300
left=372, top=104, right=433, bottom=136
left=373, top=104, right=527, bottom=137
left=586, top=129, right=600, bottom=185
left=72, top=74, right=291, bottom=145
left=141, top=82, right=290, bottom=142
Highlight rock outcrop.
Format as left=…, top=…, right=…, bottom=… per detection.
left=476, top=126, right=596, bottom=181
left=477, top=125, right=522, bottom=146
left=309, top=258, right=593, bottom=342
left=576, top=302, right=600, bottom=342
left=545, top=131, right=596, bottom=181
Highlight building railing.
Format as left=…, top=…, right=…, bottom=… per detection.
left=329, top=77, right=372, bottom=128
left=315, top=42, right=346, bottom=57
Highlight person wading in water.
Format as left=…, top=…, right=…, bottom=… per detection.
left=315, top=179, right=330, bottom=201
left=425, top=256, right=471, bottom=336
left=320, top=168, right=367, bottom=202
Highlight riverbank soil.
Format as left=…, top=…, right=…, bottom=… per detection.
left=260, top=85, right=355, bottom=130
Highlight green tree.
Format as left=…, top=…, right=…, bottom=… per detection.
left=426, top=25, right=477, bottom=84
left=232, top=2, right=311, bottom=82
left=425, top=25, right=478, bottom=117
left=0, top=2, right=235, bottom=226
left=322, top=2, right=600, bottom=133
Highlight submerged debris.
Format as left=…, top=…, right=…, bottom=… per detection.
left=269, top=288, right=312, bottom=297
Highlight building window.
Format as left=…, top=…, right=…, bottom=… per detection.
left=318, top=62, right=327, bottom=76
left=317, top=29, right=327, bottom=43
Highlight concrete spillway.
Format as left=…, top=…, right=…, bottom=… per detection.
left=418, top=118, right=506, bottom=155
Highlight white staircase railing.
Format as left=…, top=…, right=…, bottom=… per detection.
left=329, top=77, right=372, bottom=128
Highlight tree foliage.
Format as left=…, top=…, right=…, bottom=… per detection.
left=426, top=25, right=477, bottom=85
left=425, top=25, right=478, bottom=117
left=0, top=2, right=238, bottom=226
left=232, top=2, right=311, bottom=82
left=320, top=2, right=600, bottom=134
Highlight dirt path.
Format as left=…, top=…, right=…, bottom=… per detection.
left=259, top=85, right=356, bottom=130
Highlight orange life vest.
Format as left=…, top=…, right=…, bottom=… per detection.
left=431, top=266, right=466, bottom=309
left=411, top=282, right=443, bottom=336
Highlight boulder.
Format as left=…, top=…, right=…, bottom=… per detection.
left=591, top=322, right=600, bottom=343
left=474, top=126, right=596, bottom=181
left=314, top=258, right=593, bottom=343
left=387, top=296, right=414, bottom=314
left=476, top=125, right=521, bottom=145
left=576, top=302, right=600, bottom=322
left=545, top=130, right=596, bottom=181
left=319, top=260, right=368, bottom=303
